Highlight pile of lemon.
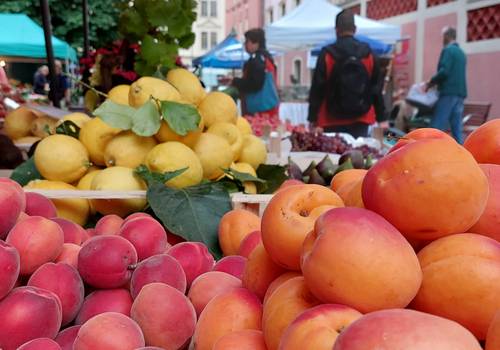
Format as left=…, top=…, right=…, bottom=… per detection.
left=16, top=68, right=267, bottom=225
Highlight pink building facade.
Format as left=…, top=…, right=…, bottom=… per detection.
left=226, top=0, right=265, bottom=37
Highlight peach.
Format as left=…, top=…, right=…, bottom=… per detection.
left=363, top=138, right=489, bottom=240
left=411, top=233, right=500, bottom=340
left=166, top=229, right=186, bottom=245
left=333, top=309, right=482, bottom=350
left=167, top=242, right=215, bottom=286
left=27, top=262, right=84, bottom=326
left=192, top=288, right=263, bottom=350
left=55, top=325, right=81, bottom=350
left=73, top=312, right=145, bottom=350
left=16, top=211, right=30, bottom=223
left=76, top=289, right=133, bottom=325
left=0, top=286, right=62, bottom=350
left=78, top=235, right=137, bottom=288
left=330, top=169, right=367, bottom=192
left=263, top=271, right=302, bottom=305
left=302, top=208, right=422, bottom=313
left=242, top=244, right=285, bottom=300
left=124, top=212, right=152, bottom=223
left=218, top=209, right=261, bottom=256
left=51, top=218, right=85, bottom=245
left=136, top=347, right=164, bottom=350
left=188, top=271, right=242, bottom=316
left=261, top=184, right=344, bottom=270
left=279, top=304, right=363, bottom=350
left=55, top=243, right=81, bottom=269
left=0, top=179, right=25, bottom=238
left=486, top=311, right=500, bottom=350
left=213, top=255, right=247, bottom=279
left=464, top=119, right=500, bottom=164
left=238, top=230, right=262, bottom=258
left=94, top=214, right=123, bottom=235
left=6, top=216, right=64, bottom=275
left=213, top=330, right=267, bottom=350
left=389, top=127, right=454, bottom=154
left=0, top=241, right=20, bottom=300
left=469, top=164, right=500, bottom=241
left=25, top=192, right=57, bottom=218
left=277, top=179, right=304, bottom=191
left=130, top=253, right=187, bottom=298
left=119, top=217, right=168, bottom=261
left=17, top=338, right=61, bottom=350
left=131, top=283, right=196, bottom=349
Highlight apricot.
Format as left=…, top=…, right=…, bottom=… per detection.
left=130, top=253, right=187, bottom=298
left=131, top=283, right=196, bottom=350
left=94, top=214, right=123, bottom=235
left=263, top=271, right=302, bottom=305
left=119, top=217, right=168, bottom=261
left=330, top=169, right=367, bottom=192
left=192, top=287, right=263, bottom=350
left=17, top=338, right=61, bottom=350
left=51, top=218, right=85, bottom=245
left=486, top=311, right=500, bottom=350
left=55, top=325, right=81, bottom=350
left=55, top=243, right=81, bottom=269
left=261, top=184, right=344, bottom=270
left=213, top=255, right=247, bottom=279
left=336, top=178, right=364, bottom=208
left=75, top=289, right=133, bottom=325
left=333, top=309, right=482, bottom=350
left=363, top=138, right=489, bottom=240
left=167, top=242, right=215, bottom=286
left=262, top=277, right=320, bottom=350
left=73, top=312, right=145, bottom=350
left=302, top=208, right=422, bottom=313
left=412, top=233, right=500, bottom=339
left=78, top=235, right=137, bottom=288
left=213, top=330, right=267, bottom=350
left=277, top=179, right=304, bottom=191
left=25, top=192, right=57, bottom=218
left=464, top=119, right=500, bottom=164
left=237, top=230, right=262, bottom=258
left=0, top=241, right=20, bottom=300
left=218, top=209, right=261, bottom=256
left=389, top=127, right=454, bottom=154
left=6, top=216, right=64, bottom=275
left=188, top=271, right=242, bottom=316
left=0, top=179, right=25, bottom=239
left=279, top=304, right=363, bottom=350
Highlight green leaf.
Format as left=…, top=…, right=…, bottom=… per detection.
left=118, top=8, right=148, bottom=40
left=10, top=157, right=43, bottom=186
left=256, top=164, right=288, bottom=194
left=94, top=99, right=135, bottom=130
left=147, top=181, right=232, bottom=259
left=141, top=34, right=176, bottom=66
left=131, top=100, right=162, bottom=136
left=160, top=101, right=200, bottom=136
left=222, top=168, right=266, bottom=184
left=135, top=165, right=187, bottom=185
left=178, top=32, right=196, bottom=49
left=55, top=120, right=80, bottom=139
left=216, top=177, right=243, bottom=194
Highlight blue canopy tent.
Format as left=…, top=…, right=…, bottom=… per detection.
left=311, top=34, right=393, bottom=57
left=193, top=33, right=248, bottom=69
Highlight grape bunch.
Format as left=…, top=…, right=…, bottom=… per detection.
left=290, top=131, right=350, bottom=154
left=352, top=145, right=383, bottom=159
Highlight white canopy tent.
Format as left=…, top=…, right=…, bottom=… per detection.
left=265, top=0, right=401, bottom=52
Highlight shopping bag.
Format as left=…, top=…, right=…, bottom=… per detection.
left=406, top=82, right=439, bottom=109
left=245, top=71, right=279, bottom=114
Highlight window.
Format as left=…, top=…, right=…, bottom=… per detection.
left=268, top=8, right=274, bottom=24
left=210, top=0, right=217, bottom=17
left=295, top=0, right=301, bottom=6
left=293, top=59, right=302, bottom=84
left=210, top=32, right=218, bottom=49
left=201, top=32, right=208, bottom=50
left=201, top=0, right=208, bottom=16
left=280, top=2, right=286, bottom=17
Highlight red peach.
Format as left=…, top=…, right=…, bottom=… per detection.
left=94, top=214, right=123, bottom=235
left=17, top=338, right=61, bottom=350
left=25, top=192, right=57, bottom=218
left=16, top=212, right=30, bottom=223
left=119, top=217, right=168, bottom=261
left=213, top=255, right=247, bottom=279
left=486, top=310, right=500, bottom=350
left=213, top=330, right=267, bottom=350
left=51, top=217, right=85, bottom=245
left=75, top=288, right=133, bottom=325
left=237, top=230, right=262, bottom=258
left=166, top=230, right=186, bottom=245
left=55, top=243, right=81, bottom=269
left=0, top=240, right=20, bottom=300
left=167, top=242, right=215, bottom=286
left=0, top=179, right=26, bottom=239
left=55, top=325, right=81, bottom=350
left=123, top=212, right=152, bottom=223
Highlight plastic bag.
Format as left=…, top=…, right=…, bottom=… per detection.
left=406, top=82, right=439, bottom=109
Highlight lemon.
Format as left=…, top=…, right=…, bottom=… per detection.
left=107, top=85, right=130, bottom=105
left=238, top=134, right=267, bottom=169
left=77, top=169, right=101, bottom=190
left=84, top=89, right=99, bottom=112
left=231, top=162, right=258, bottom=194
left=104, top=131, right=157, bottom=168
left=4, top=106, right=37, bottom=140
left=166, top=68, right=206, bottom=106
left=198, top=92, right=238, bottom=128
left=30, top=116, right=58, bottom=138
left=90, top=166, right=147, bottom=217
left=155, top=117, right=204, bottom=149
left=193, top=133, right=233, bottom=180
left=236, top=116, right=253, bottom=135
left=145, top=142, right=203, bottom=189
left=79, top=117, right=121, bottom=166
left=206, top=122, right=243, bottom=161
left=34, top=134, right=90, bottom=183
left=25, top=180, right=90, bottom=226
left=129, top=77, right=181, bottom=108
left=59, top=112, right=92, bottom=128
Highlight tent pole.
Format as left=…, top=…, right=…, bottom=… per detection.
left=83, top=0, right=90, bottom=58
left=40, top=0, right=60, bottom=107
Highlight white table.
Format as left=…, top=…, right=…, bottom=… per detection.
left=279, top=102, right=309, bottom=125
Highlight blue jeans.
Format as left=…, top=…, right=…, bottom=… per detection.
left=431, top=95, right=464, bottom=144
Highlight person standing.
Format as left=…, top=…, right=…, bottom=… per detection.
left=33, top=65, right=49, bottom=95
left=51, top=60, right=71, bottom=107
left=308, top=10, right=387, bottom=138
left=426, top=27, right=467, bottom=144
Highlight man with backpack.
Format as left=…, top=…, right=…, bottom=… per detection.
left=308, top=10, right=387, bottom=138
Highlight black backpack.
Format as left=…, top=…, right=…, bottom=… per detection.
left=326, top=44, right=373, bottom=119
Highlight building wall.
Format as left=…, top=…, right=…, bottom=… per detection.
left=226, top=0, right=264, bottom=37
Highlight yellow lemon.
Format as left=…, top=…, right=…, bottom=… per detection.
left=166, top=68, right=206, bottom=106
left=79, top=117, right=121, bottom=166
left=107, top=85, right=130, bottom=105
left=198, top=92, right=238, bottom=128
left=129, top=77, right=181, bottom=107
left=231, top=162, right=258, bottom=194
left=4, top=106, right=37, bottom=140
left=236, top=116, right=253, bottom=135
left=206, top=122, right=243, bottom=161
left=59, top=112, right=92, bottom=128
left=193, top=133, right=233, bottom=180
left=34, top=134, right=90, bottom=183
left=104, top=131, right=157, bottom=168
left=238, top=134, right=267, bottom=169
left=77, top=169, right=101, bottom=190
left=30, top=116, right=58, bottom=138
left=90, top=166, right=147, bottom=217
left=155, top=117, right=204, bottom=149
left=25, top=180, right=90, bottom=226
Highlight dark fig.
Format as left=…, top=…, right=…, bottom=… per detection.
left=333, top=158, right=354, bottom=176
left=287, top=157, right=303, bottom=180
left=302, top=175, right=310, bottom=183
left=316, top=155, right=337, bottom=182
left=307, top=169, right=326, bottom=186
left=339, top=150, right=364, bottom=169
left=302, top=161, right=317, bottom=178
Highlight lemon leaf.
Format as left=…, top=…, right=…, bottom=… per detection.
left=131, top=100, right=161, bottom=137
left=94, top=100, right=135, bottom=130
left=10, top=157, right=43, bottom=186
left=135, top=165, right=187, bottom=185
left=256, top=164, right=288, bottom=194
left=55, top=120, right=80, bottom=139
left=222, top=168, right=266, bottom=184
left=160, top=101, right=200, bottom=136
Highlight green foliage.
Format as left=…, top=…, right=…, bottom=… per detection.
left=160, top=101, right=200, bottom=136
left=118, top=0, right=197, bottom=76
left=10, top=157, right=42, bottom=186
left=256, top=164, right=288, bottom=194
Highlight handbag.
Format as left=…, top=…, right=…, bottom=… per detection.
left=245, top=70, right=279, bottom=115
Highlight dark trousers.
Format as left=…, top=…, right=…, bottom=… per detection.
left=323, top=123, right=370, bottom=138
